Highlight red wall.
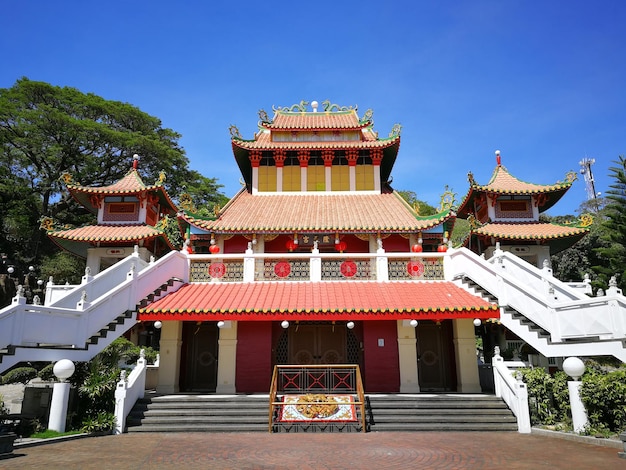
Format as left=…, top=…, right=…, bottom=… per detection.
left=362, top=321, right=400, bottom=392
left=235, top=322, right=273, bottom=392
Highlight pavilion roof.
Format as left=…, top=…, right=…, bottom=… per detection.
left=138, top=280, right=499, bottom=321
left=465, top=221, right=588, bottom=254
left=47, top=223, right=175, bottom=258
left=65, top=168, right=179, bottom=214
left=180, top=189, right=454, bottom=234
left=457, top=164, right=575, bottom=216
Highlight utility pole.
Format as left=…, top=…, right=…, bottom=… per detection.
left=579, top=158, right=599, bottom=212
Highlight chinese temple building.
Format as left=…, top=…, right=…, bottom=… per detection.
left=137, top=101, right=499, bottom=394
left=44, top=155, right=179, bottom=274
left=456, top=151, right=590, bottom=268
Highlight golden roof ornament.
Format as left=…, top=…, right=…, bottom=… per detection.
left=229, top=125, right=242, bottom=139
left=178, top=193, right=195, bottom=212
left=438, top=185, right=456, bottom=212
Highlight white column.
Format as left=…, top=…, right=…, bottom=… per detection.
left=156, top=321, right=183, bottom=394
left=301, top=167, right=307, bottom=192
left=452, top=319, right=481, bottom=392
left=349, top=166, right=356, bottom=191
left=216, top=322, right=238, bottom=394
left=397, top=321, right=420, bottom=392
left=325, top=166, right=332, bottom=192
left=373, top=164, right=381, bottom=192
left=252, top=166, right=259, bottom=195
left=277, top=167, right=283, bottom=192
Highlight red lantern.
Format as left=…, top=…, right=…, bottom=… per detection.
left=411, top=244, right=423, bottom=253
left=336, top=241, right=347, bottom=253
left=186, top=245, right=193, bottom=254
left=437, top=244, right=447, bottom=252
left=286, top=239, right=297, bottom=252
left=209, top=244, right=220, bottom=254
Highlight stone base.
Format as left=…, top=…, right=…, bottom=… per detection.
left=0, top=433, right=16, bottom=454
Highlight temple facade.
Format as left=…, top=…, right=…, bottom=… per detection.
left=40, top=101, right=595, bottom=395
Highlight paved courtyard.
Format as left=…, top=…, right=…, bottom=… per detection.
left=1, top=431, right=624, bottom=470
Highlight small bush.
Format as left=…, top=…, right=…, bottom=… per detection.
left=519, top=367, right=570, bottom=426
left=37, top=363, right=56, bottom=382
left=80, top=412, right=116, bottom=434
left=580, top=367, right=626, bottom=435
left=2, top=367, right=37, bottom=385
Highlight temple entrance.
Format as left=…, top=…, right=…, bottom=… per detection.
left=416, top=321, right=457, bottom=392
left=289, top=324, right=347, bottom=364
left=180, top=322, right=219, bottom=392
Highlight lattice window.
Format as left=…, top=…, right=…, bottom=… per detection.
left=321, top=259, right=372, bottom=280
left=256, top=259, right=311, bottom=281
left=189, top=260, right=244, bottom=282
left=347, top=330, right=360, bottom=364
left=275, top=330, right=289, bottom=364
left=388, top=258, right=444, bottom=280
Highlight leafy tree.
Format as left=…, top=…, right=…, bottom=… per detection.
left=593, top=156, right=626, bottom=291
left=0, top=78, right=225, bottom=283
left=396, top=190, right=437, bottom=216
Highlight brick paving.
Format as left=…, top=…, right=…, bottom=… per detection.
left=1, top=431, right=624, bottom=470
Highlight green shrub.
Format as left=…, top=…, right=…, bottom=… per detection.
left=2, top=367, right=37, bottom=385
left=80, top=411, right=116, bottom=434
left=580, top=367, right=626, bottom=435
left=519, top=367, right=570, bottom=426
left=37, top=363, right=56, bottom=382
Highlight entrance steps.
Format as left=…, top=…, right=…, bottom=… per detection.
left=126, top=393, right=518, bottom=433
left=126, top=394, right=269, bottom=433
left=367, top=394, right=518, bottom=432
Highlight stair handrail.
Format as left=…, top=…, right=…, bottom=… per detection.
left=114, top=350, right=147, bottom=434
left=0, top=249, right=189, bottom=353
left=45, top=250, right=150, bottom=308
left=447, top=247, right=626, bottom=343
left=492, top=348, right=531, bottom=433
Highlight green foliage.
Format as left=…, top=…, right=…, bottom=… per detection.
left=30, top=429, right=82, bottom=439
left=594, top=156, right=626, bottom=291
left=519, top=368, right=571, bottom=426
left=580, top=367, right=626, bottom=435
left=37, top=363, right=56, bottom=382
left=1, top=367, right=37, bottom=385
left=80, top=411, right=116, bottom=434
left=40, top=251, right=85, bottom=285
left=0, top=78, right=225, bottom=281
left=396, top=190, right=437, bottom=216
left=450, top=218, right=470, bottom=248
left=0, top=394, right=7, bottom=416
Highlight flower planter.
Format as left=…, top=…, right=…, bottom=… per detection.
left=0, top=433, right=17, bottom=454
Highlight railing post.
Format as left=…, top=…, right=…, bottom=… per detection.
left=376, top=245, right=388, bottom=282
left=310, top=243, right=321, bottom=282
left=243, top=243, right=255, bottom=282
left=114, top=370, right=128, bottom=435
left=514, top=372, right=531, bottom=433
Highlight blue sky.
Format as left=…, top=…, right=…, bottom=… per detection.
left=3, top=0, right=625, bottom=215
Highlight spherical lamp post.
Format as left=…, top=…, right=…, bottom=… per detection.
left=562, top=357, right=588, bottom=433
left=48, top=359, right=75, bottom=432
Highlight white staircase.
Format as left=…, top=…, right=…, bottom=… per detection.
left=0, top=249, right=189, bottom=373
left=446, top=246, right=626, bottom=363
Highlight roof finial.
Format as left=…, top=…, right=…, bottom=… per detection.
left=133, top=154, right=140, bottom=170
left=495, top=150, right=501, bottom=166
left=311, top=100, right=319, bottom=112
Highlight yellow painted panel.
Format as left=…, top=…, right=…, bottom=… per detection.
left=307, top=166, right=326, bottom=191
left=356, top=165, right=374, bottom=191
left=283, top=166, right=300, bottom=192
left=258, top=166, right=277, bottom=192
left=331, top=166, right=350, bottom=191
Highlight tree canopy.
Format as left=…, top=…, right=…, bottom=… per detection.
left=0, top=78, right=226, bottom=282
left=593, top=156, right=626, bottom=291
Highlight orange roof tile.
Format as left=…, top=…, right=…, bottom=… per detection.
left=478, top=165, right=574, bottom=194
left=232, top=131, right=396, bottom=151
left=138, top=280, right=498, bottom=321
left=457, top=165, right=574, bottom=216
left=183, top=190, right=453, bottom=233
left=49, top=224, right=166, bottom=242
left=473, top=222, right=588, bottom=240
left=66, top=169, right=179, bottom=214
left=266, top=110, right=364, bottom=130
